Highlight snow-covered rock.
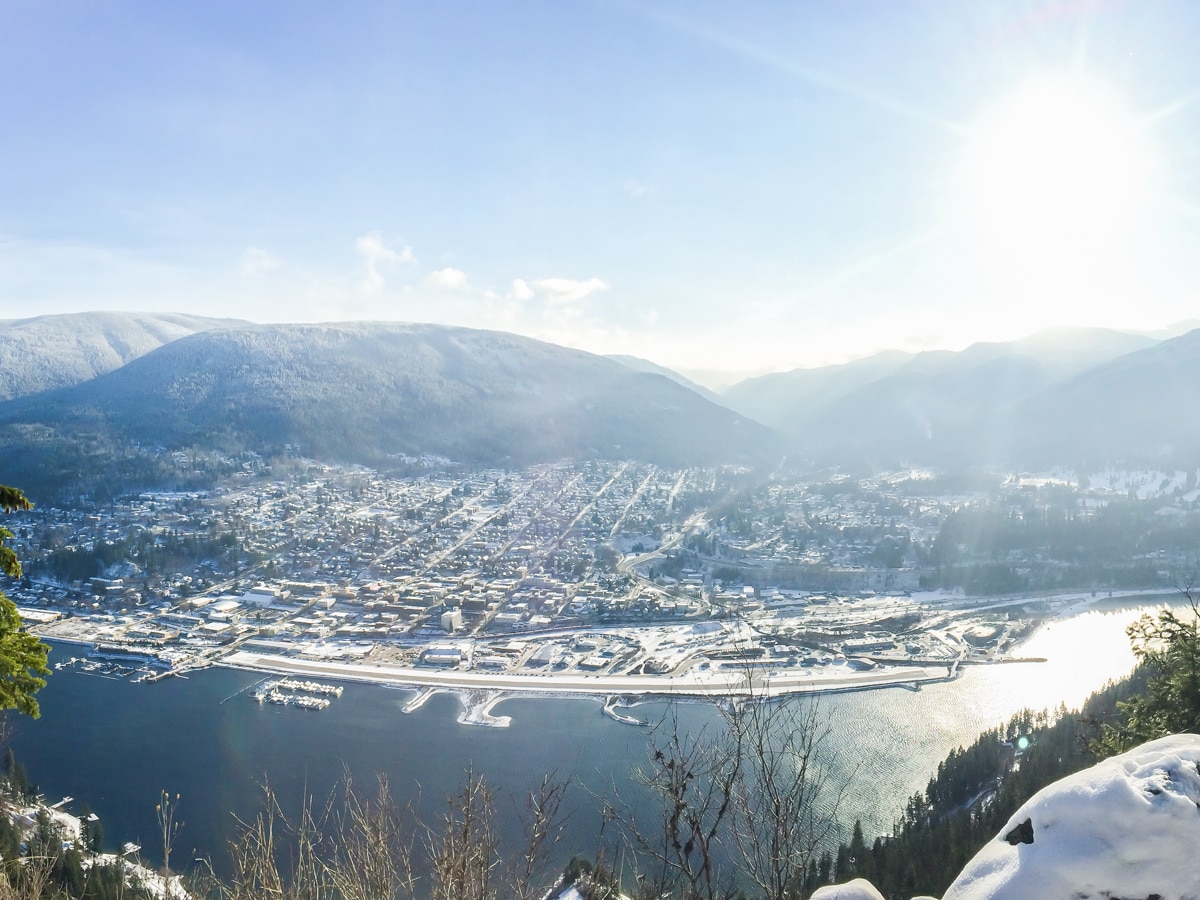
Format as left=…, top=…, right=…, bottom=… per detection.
left=943, top=733, right=1200, bottom=900
left=810, top=878, right=886, bottom=900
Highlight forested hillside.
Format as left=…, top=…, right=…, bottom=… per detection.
left=0, top=322, right=781, bottom=501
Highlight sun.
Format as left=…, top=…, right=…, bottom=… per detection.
left=956, top=74, right=1160, bottom=316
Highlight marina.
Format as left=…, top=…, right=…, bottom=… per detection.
left=52, top=655, right=151, bottom=682
left=9, top=605, right=1155, bottom=878
left=251, top=677, right=344, bottom=710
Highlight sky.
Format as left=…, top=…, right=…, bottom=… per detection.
left=3, top=0, right=1200, bottom=386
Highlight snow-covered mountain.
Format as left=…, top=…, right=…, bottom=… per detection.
left=0, top=321, right=780, bottom=473
left=606, top=354, right=727, bottom=406
left=0, top=311, right=246, bottom=401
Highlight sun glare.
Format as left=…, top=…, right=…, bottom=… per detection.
left=957, top=75, right=1159, bottom=314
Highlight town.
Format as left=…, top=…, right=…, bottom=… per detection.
left=3, top=456, right=1195, bottom=716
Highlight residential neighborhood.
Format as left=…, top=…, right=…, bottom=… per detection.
left=3, top=457, right=1196, bottom=704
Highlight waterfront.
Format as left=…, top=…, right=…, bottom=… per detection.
left=9, top=597, right=1170, bottom=878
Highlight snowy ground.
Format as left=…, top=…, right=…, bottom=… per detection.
left=221, top=648, right=955, bottom=714
left=945, top=734, right=1200, bottom=899
left=208, top=587, right=1177, bottom=726
left=813, top=734, right=1200, bottom=900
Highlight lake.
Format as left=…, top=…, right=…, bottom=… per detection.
left=9, top=597, right=1168, bottom=879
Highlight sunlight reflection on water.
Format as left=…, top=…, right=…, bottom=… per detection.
left=820, top=597, right=1178, bottom=836
left=14, top=596, right=1184, bottom=868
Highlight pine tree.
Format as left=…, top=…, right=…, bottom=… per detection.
left=1097, top=592, right=1200, bottom=752
left=0, top=484, right=50, bottom=718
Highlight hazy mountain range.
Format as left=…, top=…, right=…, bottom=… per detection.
left=604, top=354, right=725, bottom=405
left=722, top=326, right=1182, bottom=467
left=1, top=313, right=1197, bottom=492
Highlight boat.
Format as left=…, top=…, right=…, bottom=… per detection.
left=250, top=678, right=338, bottom=710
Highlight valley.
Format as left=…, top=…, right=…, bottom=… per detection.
left=5, top=455, right=1192, bottom=718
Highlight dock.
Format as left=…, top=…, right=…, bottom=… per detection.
left=250, top=677, right=343, bottom=710
left=220, top=677, right=271, bottom=705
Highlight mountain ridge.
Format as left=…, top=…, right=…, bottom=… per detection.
left=0, top=311, right=248, bottom=402
left=721, top=326, right=1176, bottom=467
left=4, top=313, right=1197, bottom=479
left=0, top=322, right=781, bottom=477
left=605, top=354, right=726, bottom=406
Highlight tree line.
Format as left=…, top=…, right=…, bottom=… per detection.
left=822, top=593, right=1200, bottom=899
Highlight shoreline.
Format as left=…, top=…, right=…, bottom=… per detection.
left=36, top=588, right=1183, bottom=728
left=218, top=648, right=958, bottom=703
left=212, top=647, right=968, bottom=728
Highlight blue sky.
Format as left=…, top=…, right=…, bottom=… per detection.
left=4, top=1, right=1200, bottom=384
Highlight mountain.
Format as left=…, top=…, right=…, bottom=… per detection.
left=605, top=354, right=726, bottom=406
left=1145, top=318, right=1200, bottom=340
left=1012, top=327, right=1200, bottom=466
left=1006, top=326, right=1158, bottom=378
left=0, top=311, right=247, bottom=402
left=723, top=327, right=1165, bottom=467
left=800, top=353, right=1047, bottom=466
left=5, top=316, right=1187, bottom=482
left=721, top=350, right=913, bottom=429
left=0, top=322, right=781, bottom=478
left=893, top=327, right=1154, bottom=380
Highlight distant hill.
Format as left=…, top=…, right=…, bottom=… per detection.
left=5, top=316, right=1189, bottom=489
left=0, top=311, right=247, bottom=401
left=605, top=354, right=727, bottom=406
left=723, top=327, right=1165, bottom=467
left=1012, top=328, right=1200, bottom=466
left=721, top=350, right=913, bottom=430
left=1145, top=318, right=1200, bottom=340
left=0, top=323, right=781, bottom=480
left=894, top=327, right=1156, bottom=382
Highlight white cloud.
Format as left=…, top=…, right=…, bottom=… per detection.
left=423, top=266, right=468, bottom=290
left=356, top=232, right=416, bottom=294
left=240, top=246, right=281, bottom=277
left=532, top=276, right=610, bottom=304
left=510, top=277, right=535, bottom=302
left=620, top=177, right=651, bottom=198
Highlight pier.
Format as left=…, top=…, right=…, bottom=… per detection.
left=250, top=677, right=343, bottom=710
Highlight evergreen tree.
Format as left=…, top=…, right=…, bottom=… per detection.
left=0, top=485, right=50, bottom=718
left=1097, top=593, right=1200, bottom=752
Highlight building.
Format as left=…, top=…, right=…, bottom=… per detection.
left=421, top=646, right=463, bottom=667
left=241, top=588, right=281, bottom=608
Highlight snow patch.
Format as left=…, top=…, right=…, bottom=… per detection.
left=810, top=878, right=886, bottom=899
left=1086, top=468, right=1195, bottom=500
left=943, top=734, right=1200, bottom=900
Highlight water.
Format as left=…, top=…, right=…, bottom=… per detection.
left=819, top=600, right=1154, bottom=834
left=10, top=664, right=650, bottom=875
left=8, top=598, right=1171, bottom=876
